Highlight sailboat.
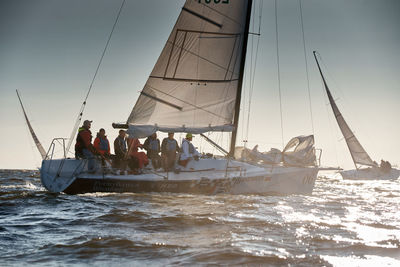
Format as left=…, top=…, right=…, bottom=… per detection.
left=313, top=51, right=399, bottom=180
left=40, top=0, right=321, bottom=195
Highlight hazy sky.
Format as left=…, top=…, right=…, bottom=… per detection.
left=0, top=0, right=399, bottom=169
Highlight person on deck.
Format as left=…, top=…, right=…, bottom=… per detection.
left=75, top=120, right=96, bottom=172
left=161, top=132, right=179, bottom=171
left=143, top=133, right=162, bottom=169
left=94, top=128, right=110, bottom=158
left=127, top=137, right=149, bottom=173
left=178, top=133, right=200, bottom=167
left=114, top=130, right=128, bottom=172
left=380, top=159, right=392, bottom=173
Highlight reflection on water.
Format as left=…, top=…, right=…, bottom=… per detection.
left=0, top=170, right=399, bottom=266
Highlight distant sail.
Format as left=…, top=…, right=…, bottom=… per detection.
left=16, top=90, right=47, bottom=160
left=313, top=52, right=377, bottom=168
left=127, top=0, right=250, bottom=138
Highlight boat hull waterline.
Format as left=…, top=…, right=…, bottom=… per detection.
left=340, top=168, right=400, bottom=180
left=41, top=158, right=318, bottom=195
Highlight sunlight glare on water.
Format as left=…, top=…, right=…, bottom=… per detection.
left=0, top=170, right=399, bottom=266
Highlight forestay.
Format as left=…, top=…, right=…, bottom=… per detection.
left=127, top=0, right=250, bottom=138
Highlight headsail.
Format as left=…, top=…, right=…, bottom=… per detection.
left=127, top=0, right=251, bottom=139
left=16, top=90, right=47, bottom=160
left=313, top=52, right=377, bottom=168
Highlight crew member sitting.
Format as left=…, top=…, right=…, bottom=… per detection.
left=143, top=133, right=162, bottom=170
left=178, top=133, right=200, bottom=167
left=127, top=137, right=149, bottom=173
left=75, top=120, right=96, bottom=173
left=161, top=132, right=179, bottom=171
left=94, top=128, right=110, bottom=158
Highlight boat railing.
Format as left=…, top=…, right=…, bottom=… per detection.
left=45, top=138, right=67, bottom=161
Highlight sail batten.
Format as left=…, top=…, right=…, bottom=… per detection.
left=313, top=52, right=377, bottom=168
left=127, top=0, right=250, bottom=139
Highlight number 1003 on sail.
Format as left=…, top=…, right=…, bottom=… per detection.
left=198, top=0, right=230, bottom=4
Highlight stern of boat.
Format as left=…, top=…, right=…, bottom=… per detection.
left=40, top=159, right=85, bottom=193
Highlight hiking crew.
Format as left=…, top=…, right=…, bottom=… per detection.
left=161, top=132, right=179, bottom=171
left=74, top=120, right=96, bottom=172
left=179, top=133, right=200, bottom=167
left=143, top=133, right=162, bottom=169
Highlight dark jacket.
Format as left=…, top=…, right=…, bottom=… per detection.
left=114, top=136, right=127, bottom=158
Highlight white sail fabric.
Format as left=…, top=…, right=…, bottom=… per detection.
left=16, top=91, right=47, bottom=160
left=236, top=135, right=317, bottom=167
left=325, top=87, right=377, bottom=167
left=127, top=0, right=250, bottom=138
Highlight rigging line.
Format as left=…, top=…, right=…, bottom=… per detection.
left=299, top=0, right=315, bottom=135
left=66, top=0, right=126, bottom=153
left=275, top=0, right=284, bottom=149
left=245, top=0, right=263, bottom=142
left=315, top=52, right=340, bottom=166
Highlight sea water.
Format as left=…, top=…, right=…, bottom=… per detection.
left=1, top=170, right=399, bottom=266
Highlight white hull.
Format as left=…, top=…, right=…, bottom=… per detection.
left=41, top=158, right=318, bottom=195
left=340, top=168, right=400, bottom=180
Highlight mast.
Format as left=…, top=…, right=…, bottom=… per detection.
left=312, top=51, right=359, bottom=169
left=16, top=90, right=47, bottom=160
left=229, top=0, right=253, bottom=157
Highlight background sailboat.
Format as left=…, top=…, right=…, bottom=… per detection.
left=313, top=51, right=399, bottom=180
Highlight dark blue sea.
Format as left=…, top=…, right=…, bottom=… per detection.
left=1, top=169, right=399, bottom=266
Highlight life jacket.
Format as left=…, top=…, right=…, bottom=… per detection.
left=166, top=139, right=177, bottom=152
left=149, top=138, right=159, bottom=151
left=182, top=139, right=195, bottom=154
left=95, top=135, right=109, bottom=152
left=75, top=127, right=92, bottom=152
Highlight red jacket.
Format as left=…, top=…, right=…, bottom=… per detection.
left=127, top=138, right=142, bottom=156
left=75, top=127, right=93, bottom=153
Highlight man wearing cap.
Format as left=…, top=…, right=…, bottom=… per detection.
left=75, top=119, right=96, bottom=172
left=178, top=133, right=200, bottom=167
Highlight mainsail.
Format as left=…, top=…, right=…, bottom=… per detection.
left=16, top=90, right=47, bottom=160
left=313, top=52, right=377, bottom=168
left=127, top=0, right=251, bottom=140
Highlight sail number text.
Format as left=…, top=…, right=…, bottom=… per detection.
left=198, top=0, right=230, bottom=4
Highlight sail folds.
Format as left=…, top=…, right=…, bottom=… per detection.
left=127, top=0, right=250, bottom=138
